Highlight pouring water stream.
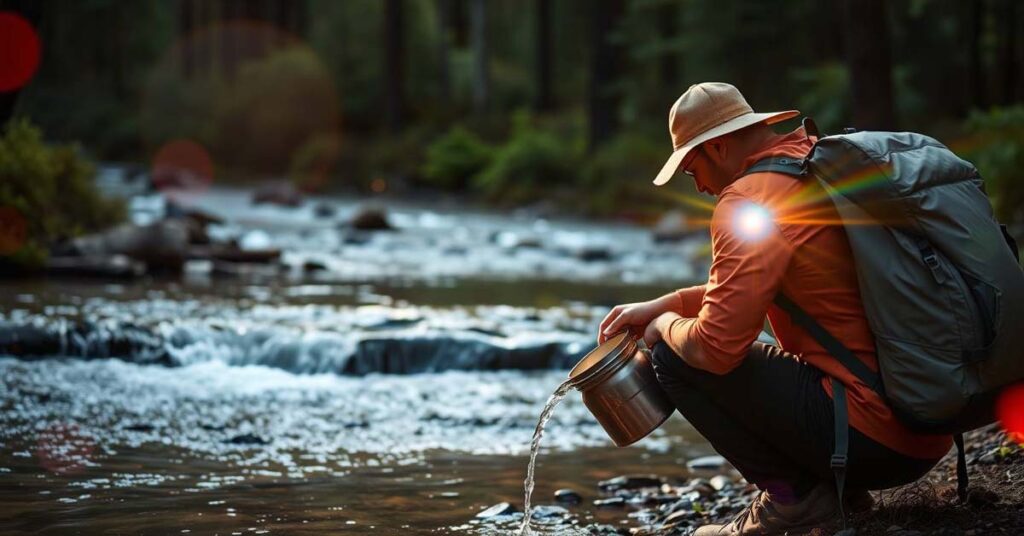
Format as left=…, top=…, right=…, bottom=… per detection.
left=518, top=378, right=574, bottom=536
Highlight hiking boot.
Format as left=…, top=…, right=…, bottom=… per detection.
left=693, top=482, right=840, bottom=536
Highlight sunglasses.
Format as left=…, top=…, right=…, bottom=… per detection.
left=680, top=145, right=702, bottom=178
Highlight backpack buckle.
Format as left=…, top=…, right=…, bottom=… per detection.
left=830, top=454, right=848, bottom=470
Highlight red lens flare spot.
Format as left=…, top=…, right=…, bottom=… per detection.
left=0, top=206, right=28, bottom=255
left=152, top=139, right=214, bottom=201
left=997, top=383, right=1024, bottom=444
left=35, top=423, right=96, bottom=475
left=0, top=12, right=41, bottom=92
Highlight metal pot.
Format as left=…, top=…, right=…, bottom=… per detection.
left=568, top=332, right=675, bottom=447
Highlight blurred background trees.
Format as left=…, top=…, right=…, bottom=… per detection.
left=2, top=0, right=1022, bottom=221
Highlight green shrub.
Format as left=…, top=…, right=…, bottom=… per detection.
left=472, top=113, right=579, bottom=205
left=963, top=106, right=1024, bottom=223
left=0, top=120, right=125, bottom=272
left=289, top=133, right=342, bottom=192
left=421, top=126, right=494, bottom=190
left=581, top=132, right=675, bottom=216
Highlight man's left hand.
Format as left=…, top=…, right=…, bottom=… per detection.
left=644, top=311, right=682, bottom=349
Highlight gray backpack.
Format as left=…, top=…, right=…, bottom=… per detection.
left=742, top=119, right=1024, bottom=522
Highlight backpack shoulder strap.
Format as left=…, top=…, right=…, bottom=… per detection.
left=741, top=156, right=806, bottom=178
left=772, top=293, right=884, bottom=398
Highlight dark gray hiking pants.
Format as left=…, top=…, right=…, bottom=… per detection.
left=650, top=341, right=942, bottom=502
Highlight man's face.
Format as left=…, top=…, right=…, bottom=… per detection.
left=680, top=145, right=718, bottom=196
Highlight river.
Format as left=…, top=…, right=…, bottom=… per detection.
left=0, top=187, right=716, bottom=534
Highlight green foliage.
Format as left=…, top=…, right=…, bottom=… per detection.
left=421, top=127, right=494, bottom=189
left=217, top=46, right=338, bottom=177
left=289, top=133, right=342, bottom=193
left=472, top=113, right=580, bottom=205
left=964, top=106, right=1024, bottom=222
left=581, top=132, right=672, bottom=216
left=0, top=120, right=125, bottom=272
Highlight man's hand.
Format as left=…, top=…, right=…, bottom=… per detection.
left=643, top=311, right=682, bottom=349
left=598, top=293, right=679, bottom=344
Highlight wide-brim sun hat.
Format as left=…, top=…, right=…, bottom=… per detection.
left=652, top=82, right=799, bottom=186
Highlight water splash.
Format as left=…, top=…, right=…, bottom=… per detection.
left=519, top=379, right=573, bottom=536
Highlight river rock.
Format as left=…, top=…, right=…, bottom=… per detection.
left=652, top=210, right=694, bottom=243
left=598, top=474, right=664, bottom=492
left=709, top=475, right=733, bottom=491
left=302, top=260, right=328, bottom=273
left=225, top=433, right=268, bottom=445
left=349, top=207, right=394, bottom=231
left=593, top=496, right=626, bottom=508
left=65, top=220, right=190, bottom=271
left=686, top=455, right=729, bottom=472
left=475, top=502, right=516, bottom=519
left=313, top=202, right=336, bottom=219
left=575, top=246, right=613, bottom=262
left=529, top=505, right=570, bottom=519
left=45, top=255, right=146, bottom=279
left=554, top=488, right=582, bottom=504
left=252, top=181, right=303, bottom=207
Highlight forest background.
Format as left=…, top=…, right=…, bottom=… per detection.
left=1, top=0, right=1022, bottom=225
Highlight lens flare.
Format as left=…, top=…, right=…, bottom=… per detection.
left=152, top=139, right=214, bottom=201
left=734, top=203, right=773, bottom=241
left=35, top=422, right=95, bottom=475
left=997, top=383, right=1024, bottom=444
left=0, top=12, right=41, bottom=92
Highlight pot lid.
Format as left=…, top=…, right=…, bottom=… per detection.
left=569, top=331, right=633, bottom=381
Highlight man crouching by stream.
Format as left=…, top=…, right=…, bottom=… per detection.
left=598, top=83, right=952, bottom=535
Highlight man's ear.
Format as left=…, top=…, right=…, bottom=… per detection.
left=706, top=139, right=728, bottom=162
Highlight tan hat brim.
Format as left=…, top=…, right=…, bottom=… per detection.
left=652, top=110, right=800, bottom=186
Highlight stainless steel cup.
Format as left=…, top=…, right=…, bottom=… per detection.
left=568, top=332, right=675, bottom=447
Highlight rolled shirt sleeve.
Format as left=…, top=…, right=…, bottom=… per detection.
left=662, top=192, right=795, bottom=374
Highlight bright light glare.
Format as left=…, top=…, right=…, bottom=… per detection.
left=733, top=203, right=773, bottom=241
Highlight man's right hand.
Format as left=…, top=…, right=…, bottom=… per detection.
left=597, top=297, right=672, bottom=345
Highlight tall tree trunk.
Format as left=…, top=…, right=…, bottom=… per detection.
left=996, top=0, right=1018, bottom=105
left=180, top=0, right=195, bottom=78
left=842, top=0, right=895, bottom=130
left=967, top=0, right=988, bottom=110
left=587, top=0, right=624, bottom=151
left=437, top=0, right=451, bottom=106
left=384, top=0, right=405, bottom=133
left=470, top=0, right=489, bottom=114
left=657, top=2, right=676, bottom=90
left=533, top=0, right=552, bottom=112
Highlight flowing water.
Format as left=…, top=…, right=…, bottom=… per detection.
left=0, top=186, right=716, bottom=534
left=519, top=379, right=574, bottom=536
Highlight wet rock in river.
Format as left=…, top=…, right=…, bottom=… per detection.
left=593, top=496, right=627, bottom=508
left=529, top=505, right=570, bottom=520
left=575, top=246, right=613, bottom=262
left=652, top=210, right=696, bottom=243
left=313, top=202, right=336, bottom=219
left=598, top=474, right=664, bottom=492
left=686, top=455, right=729, bottom=472
left=252, top=181, right=303, bottom=207
left=475, top=502, right=517, bottom=519
left=709, top=474, right=733, bottom=491
left=225, top=433, right=268, bottom=445
left=349, top=207, right=394, bottom=231
left=554, top=488, right=582, bottom=504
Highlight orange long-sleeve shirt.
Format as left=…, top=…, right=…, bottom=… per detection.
left=662, top=126, right=953, bottom=460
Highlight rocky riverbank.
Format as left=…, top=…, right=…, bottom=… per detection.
left=469, top=426, right=1023, bottom=535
